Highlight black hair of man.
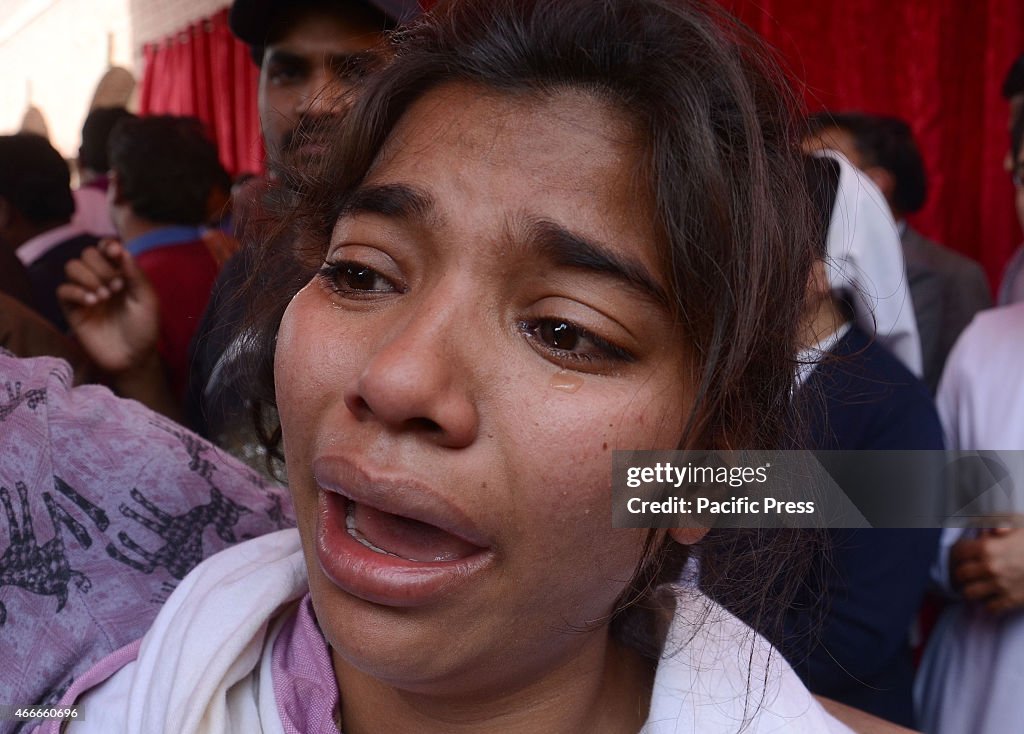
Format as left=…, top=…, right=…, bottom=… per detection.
left=803, top=156, right=841, bottom=258
left=0, top=133, right=74, bottom=226
left=807, top=111, right=927, bottom=215
left=79, top=107, right=137, bottom=174
left=1003, top=53, right=1024, bottom=100
left=230, top=0, right=413, bottom=64
left=108, top=115, right=222, bottom=226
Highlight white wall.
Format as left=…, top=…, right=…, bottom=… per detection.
left=0, top=0, right=227, bottom=159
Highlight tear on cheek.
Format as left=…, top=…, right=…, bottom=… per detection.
left=549, top=370, right=583, bottom=393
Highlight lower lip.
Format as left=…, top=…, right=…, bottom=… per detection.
left=315, top=491, right=494, bottom=607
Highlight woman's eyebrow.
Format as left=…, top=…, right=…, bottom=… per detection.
left=336, top=185, right=669, bottom=308
left=340, top=183, right=437, bottom=224
left=526, top=219, right=671, bottom=309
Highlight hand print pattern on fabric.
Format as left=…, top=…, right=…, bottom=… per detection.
left=0, top=480, right=102, bottom=626
left=106, top=487, right=250, bottom=578
left=0, top=380, right=47, bottom=422
left=0, top=354, right=295, bottom=730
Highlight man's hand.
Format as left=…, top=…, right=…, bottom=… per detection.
left=57, top=239, right=159, bottom=375
left=57, top=240, right=182, bottom=421
left=951, top=524, right=1024, bottom=614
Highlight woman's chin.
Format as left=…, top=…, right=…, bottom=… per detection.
left=306, top=565, right=494, bottom=694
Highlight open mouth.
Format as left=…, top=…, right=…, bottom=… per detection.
left=315, top=486, right=494, bottom=607
left=344, top=500, right=483, bottom=563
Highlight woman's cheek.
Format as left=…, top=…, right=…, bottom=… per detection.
left=274, top=284, right=312, bottom=389
left=507, top=386, right=683, bottom=563
left=506, top=399, right=614, bottom=509
left=275, top=285, right=336, bottom=446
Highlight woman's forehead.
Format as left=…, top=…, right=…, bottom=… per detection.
left=356, top=82, right=663, bottom=267
left=371, top=83, right=640, bottom=187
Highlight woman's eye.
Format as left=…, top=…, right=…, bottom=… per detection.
left=538, top=321, right=579, bottom=351
left=522, top=318, right=634, bottom=368
left=318, top=261, right=399, bottom=297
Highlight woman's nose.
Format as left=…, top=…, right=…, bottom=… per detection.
left=344, top=299, right=480, bottom=449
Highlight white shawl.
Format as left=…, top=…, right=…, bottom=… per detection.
left=819, top=150, right=923, bottom=377
left=58, top=529, right=849, bottom=734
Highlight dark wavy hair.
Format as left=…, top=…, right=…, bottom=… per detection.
left=241, top=0, right=820, bottom=674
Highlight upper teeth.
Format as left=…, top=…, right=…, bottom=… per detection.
left=346, top=502, right=400, bottom=558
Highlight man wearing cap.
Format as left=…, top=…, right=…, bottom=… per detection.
left=6, top=0, right=417, bottom=718
left=181, top=0, right=418, bottom=456
left=61, top=0, right=419, bottom=453
left=231, top=0, right=415, bottom=173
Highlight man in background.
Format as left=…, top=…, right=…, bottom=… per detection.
left=1002, top=53, right=1024, bottom=153
left=0, top=133, right=99, bottom=332
left=59, top=1, right=420, bottom=464
left=916, top=111, right=1024, bottom=734
left=186, top=0, right=418, bottom=457
left=807, top=112, right=991, bottom=393
left=72, top=106, right=135, bottom=238
left=997, top=53, right=1024, bottom=304
left=106, top=115, right=224, bottom=400
left=232, top=0, right=413, bottom=173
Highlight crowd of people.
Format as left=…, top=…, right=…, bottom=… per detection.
left=1, top=1, right=1022, bottom=732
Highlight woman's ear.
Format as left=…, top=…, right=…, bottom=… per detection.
left=668, top=527, right=709, bottom=545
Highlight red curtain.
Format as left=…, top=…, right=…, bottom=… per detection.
left=138, top=2, right=1022, bottom=285
left=722, top=0, right=1024, bottom=289
left=138, top=8, right=263, bottom=177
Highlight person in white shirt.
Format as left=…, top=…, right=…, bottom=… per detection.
left=915, top=107, right=1024, bottom=734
